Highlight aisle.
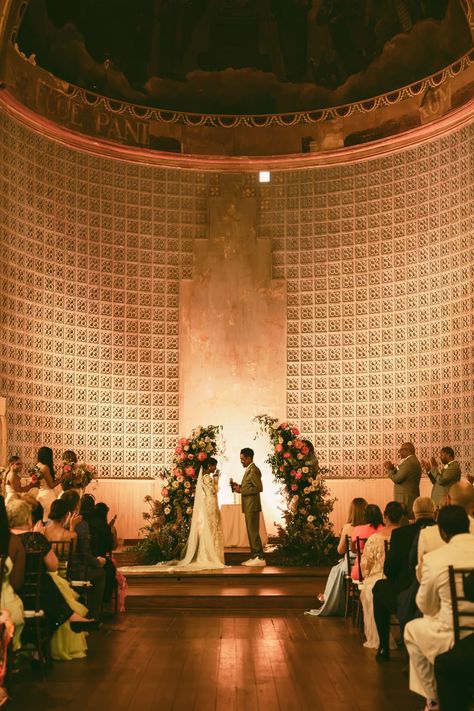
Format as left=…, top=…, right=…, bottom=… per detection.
left=8, top=611, right=422, bottom=711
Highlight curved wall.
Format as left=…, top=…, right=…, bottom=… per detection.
left=1, top=108, right=473, bottom=479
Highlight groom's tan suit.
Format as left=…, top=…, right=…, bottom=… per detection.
left=240, top=462, right=264, bottom=558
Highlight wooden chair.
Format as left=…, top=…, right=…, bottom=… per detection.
left=49, top=540, right=72, bottom=580
left=448, top=565, right=474, bottom=644
left=353, top=537, right=367, bottom=629
left=344, top=535, right=355, bottom=618
left=19, top=552, right=51, bottom=677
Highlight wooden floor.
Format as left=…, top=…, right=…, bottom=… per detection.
left=8, top=610, right=422, bottom=711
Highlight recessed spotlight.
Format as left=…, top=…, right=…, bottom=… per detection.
left=259, top=171, right=270, bottom=183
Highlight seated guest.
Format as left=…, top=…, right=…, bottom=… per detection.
left=6, top=498, right=94, bottom=661
left=61, top=490, right=106, bottom=621
left=21, top=495, right=45, bottom=531
left=43, top=499, right=81, bottom=577
left=434, top=569, right=474, bottom=711
left=94, top=502, right=118, bottom=605
left=421, top=447, right=461, bottom=508
left=305, top=497, right=367, bottom=617
left=448, top=480, right=474, bottom=526
left=404, top=506, right=474, bottom=711
left=0, top=608, right=14, bottom=706
left=359, top=501, right=405, bottom=649
left=0, top=495, right=25, bottom=650
left=350, top=504, right=384, bottom=580
left=373, top=496, right=436, bottom=661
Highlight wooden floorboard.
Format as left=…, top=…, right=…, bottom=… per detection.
left=8, top=611, right=423, bottom=711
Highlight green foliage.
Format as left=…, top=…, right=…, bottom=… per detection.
left=255, top=414, right=338, bottom=566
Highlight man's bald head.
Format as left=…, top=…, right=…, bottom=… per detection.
left=449, top=481, right=474, bottom=515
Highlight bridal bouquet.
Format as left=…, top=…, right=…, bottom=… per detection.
left=27, top=465, right=43, bottom=485
left=60, top=462, right=97, bottom=491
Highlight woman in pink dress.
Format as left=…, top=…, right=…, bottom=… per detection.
left=350, top=504, right=384, bottom=580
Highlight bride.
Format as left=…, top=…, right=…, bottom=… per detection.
left=122, top=457, right=225, bottom=573
left=174, top=457, right=225, bottom=569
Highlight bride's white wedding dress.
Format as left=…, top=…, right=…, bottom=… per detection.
left=121, top=471, right=225, bottom=573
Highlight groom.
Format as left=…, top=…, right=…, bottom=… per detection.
left=231, top=447, right=266, bottom=567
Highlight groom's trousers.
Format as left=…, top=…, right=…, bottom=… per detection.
left=245, top=511, right=264, bottom=558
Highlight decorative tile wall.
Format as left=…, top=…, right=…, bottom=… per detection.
left=0, top=112, right=210, bottom=476
left=1, top=110, right=473, bottom=478
left=260, top=127, right=474, bottom=477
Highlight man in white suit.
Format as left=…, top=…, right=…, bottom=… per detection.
left=404, top=505, right=474, bottom=711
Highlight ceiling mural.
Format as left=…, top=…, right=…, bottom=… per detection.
left=16, top=0, right=473, bottom=114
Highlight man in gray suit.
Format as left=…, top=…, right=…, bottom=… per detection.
left=421, top=446, right=461, bottom=507
left=231, top=447, right=265, bottom=567
left=384, top=442, right=421, bottom=518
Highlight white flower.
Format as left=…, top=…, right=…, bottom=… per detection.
left=307, top=515, right=315, bottom=523
left=297, top=453, right=304, bottom=460
left=163, top=497, right=170, bottom=503
left=308, top=477, right=314, bottom=483
left=184, top=481, right=191, bottom=488
left=177, top=475, right=184, bottom=483
left=302, top=466, right=309, bottom=473
left=186, top=507, right=193, bottom=514
left=172, top=480, right=179, bottom=489
left=164, top=506, right=171, bottom=515
left=303, top=487, right=311, bottom=495
left=204, top=436, right=210, bottom=443
left=184, top=445, right=189, bottom=451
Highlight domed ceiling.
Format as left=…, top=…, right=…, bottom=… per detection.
left=16, top=0, right=473, bottom=114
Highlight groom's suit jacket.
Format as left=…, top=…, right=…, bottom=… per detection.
left=239, top=462, right=263, bottom=513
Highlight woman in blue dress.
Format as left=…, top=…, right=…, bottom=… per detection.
left=305, top=497, right=368, bottom=617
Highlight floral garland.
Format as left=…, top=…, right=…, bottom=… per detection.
left=137, top=424, right=221, bottom=563
left=255, top=414, right=337, bottom=566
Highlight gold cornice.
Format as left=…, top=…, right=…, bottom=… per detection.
left=2, top=88, right=474, bottom=172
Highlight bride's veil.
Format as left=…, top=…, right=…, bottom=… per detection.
left=178, top=468, right=205, bottom=565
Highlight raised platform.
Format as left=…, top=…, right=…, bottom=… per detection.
left=123, top=564, right=328, bottom=612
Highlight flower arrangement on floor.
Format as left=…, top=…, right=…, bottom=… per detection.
left=135, top=424, right=222, bottom=564
left=255, top=414, right=338, bottom=566
left=59, top=462, right=97, bottom=491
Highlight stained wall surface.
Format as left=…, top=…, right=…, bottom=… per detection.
left=1, top=110, right=473, bottom=479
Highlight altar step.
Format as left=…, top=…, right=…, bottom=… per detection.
left=115, top=546, right=279, bottom=567
left=123, top=566, right=329, bottom=611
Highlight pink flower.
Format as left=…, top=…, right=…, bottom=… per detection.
left=64, top=464, right=71, bottom=472
left=283, top=452, right=291, bottom=459
left=175, top=446, right=183, bottom=454
left=161, top=487, right=169, bottom=497
left=290, top=470, right=296, bottom=477
left=279, top=422, right=288, bottom=429
left=185, top=466, right=195, bottom=477
left=187, top=453, right=194, bottom=460
left=279, top=466, right=285, bottom=472
left=301, top=446, right=309, bottom=455
left=295, top=472, right=302, bottom=479
left=294, top=439, right=303, bottom=449
left=275, top=444, right=283, bottom=452
left=197, top=452, right=207, bottom=461
left=179, top=438, right=188, bottom=446
left=291, top=427, right=300, bottom=435
left=179, top=453, right=187, bottom=461
left=31, top=474, right=38, bottom=485
left=290, top=483, right=298, bottom=491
